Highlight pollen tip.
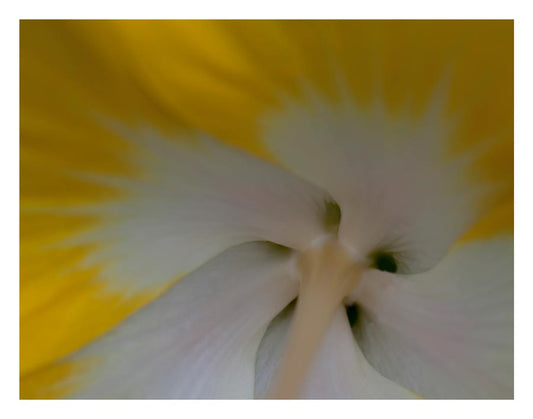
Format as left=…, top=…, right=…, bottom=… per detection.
left=323, top=199, right=341, bottom=232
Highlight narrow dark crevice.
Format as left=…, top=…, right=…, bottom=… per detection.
left=345, top=303, right=359, bottom=328
left=371, top=250, right=398, bottom=273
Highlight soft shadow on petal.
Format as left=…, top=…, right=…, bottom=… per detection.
left=255, top=304, right=414, bottom=399
left=353, top=236, right=513, bottom=399
left=48, top=242, right=298, bottom=399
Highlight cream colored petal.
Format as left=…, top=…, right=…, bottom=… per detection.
left=63, top=242, right=298, bottom=399
left=255, top=304, right=414, bottom=399
left=353, top=236, right=513, bottom=399
left=261, top=92, right=498, bottom=274
left=69, top=131, right=332, bottom=292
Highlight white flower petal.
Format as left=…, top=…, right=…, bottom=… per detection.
left=255, top=304, right=415, bottom=399
left=262, top=92, right=492, bottom=273
left=353, top=236, right=513, bottom=399
left=69, top=131, right=332, bottom=291
left=64, top=242, right=298, bottom=399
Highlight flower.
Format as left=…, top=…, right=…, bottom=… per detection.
left=20, top=20, right=513, bottom=399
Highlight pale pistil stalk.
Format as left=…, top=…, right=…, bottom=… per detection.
left=267, top=238, right=363, bottom=399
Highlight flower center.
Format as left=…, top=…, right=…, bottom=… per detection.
left=268, top=235, right=365, bottom=398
